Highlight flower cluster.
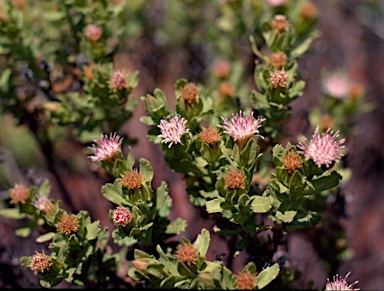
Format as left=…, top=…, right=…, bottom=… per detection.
left=85, top=24, right=103, bottom=42
left=88, top=133, right=123, bottom=163
left=158, top=115, right=189, bottom=148
left=219, top=111, right=265, bottom=148
left=30, top=250, right=52, bottom=275
left=325, top=272, right=359, bottom=291
left=298, top=126, right=345, bottom=168
left=112, top=206, right=133, bottom=227
left=9, top=183, right=30, bottom=204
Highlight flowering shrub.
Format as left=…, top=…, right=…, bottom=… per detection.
left=0, top=0, right=369, bottom=289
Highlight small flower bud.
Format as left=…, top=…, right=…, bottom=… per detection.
left=11, top=0, right=25, bottom=10
left=44, top=102, right=59, bottom=114
left=348, top=83, right=365, bottom=101
left=283, top=151, right=302, bottom=174
left=113, top=206, right=133, bottom=227
left=219, top=82, right=235, bottom=97
left=30, top=250, right=52, bottom=275
left=132, top=258, right=149, bottom=272
left=181, top=83, right=199, bottom=106
left=120, top=169, right=143, bottom=190
left=85, top=24, right=103, bottom=43
left=32, top=194, right=56, bottom=217
left=271, top=15, right=290, bottom=33
left=0, top=12, right=9, bottom=23
left=236, top=271, right=256, bottom=290
left=212, top=59, right=231, bottom=78
left=224, top=169, right=245, bottom=190
left=9, top=183, right=30, bottom=204
left=320, top=114, right=334, bottom=131
left=300, top=2, right=318, bottom=20
left=269, top=70, right=288, bottom=89
left=269, top=51, right=287, bottom=69
left=199, top=126, right=221, bottom=146
left=57, top=213, right=79, bottom=235
left=84, top=64, right=95, bottom=80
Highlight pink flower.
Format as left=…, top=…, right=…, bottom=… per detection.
left=85, top=24, right=103, bottom=42
left=113, top=206, right=133, bottom=227
left=298, top=126, right=345, bottom=168
left=88, top=133, right=123, bottom=163
left=158, top=115, right=189, bottom=148
left=109, top=70, right=127, bottom=91
left=323, top=74, right=350, bottom=99
left=266, top=0, right=286, bottom=7
left=218, top=111, right=265, bottom=148
left=325, top=272, right=359, bottom=291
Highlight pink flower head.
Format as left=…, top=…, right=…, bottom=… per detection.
left=113, top=206, right=133, bottom=227
left=109, top=70, right=127, bottom=91
left=85, top=24, right=103, bottom=42
left=266, top=0, right=286, bottom=7
left=88, top=133, right=123, bottom=163
left=323, top=74, right=350, bottom=99
left=325, top=272, right=359, bottom=291
left=298, top=126, right=345, bottom=168
left=158, top=114, right=189, bottom=148
left=219, top=111, right=266, bottom=148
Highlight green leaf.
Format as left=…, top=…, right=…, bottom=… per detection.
left=250, top=196, right=273, bottom=213
left=0, top=208, right=26, bottom=219
left=249, top=35, right=269, bottom=62
left=251, top=90, right=270, bottom=109
left=166, top=218, right=187, bottom=235
left=255, top=263, right=279, bottom=289
left=140, top=116, right=155, bottom=126
left=276, top=210, right=297, bottom=223
left=38, top=179, right=51, bottom=196
left=193, top=228, right=210, bottom=257
left=101, top=183, right=129, bottom=206
left=36, top=232, right=56, bottom=243
left=302, top=171, right=342, bottom=195
left=140, top=158, right=153, bottom=182
left=206, top=197, right=224, bottom=213
left=85, top=221, right=100, bottom=241
left=156, top=182, right=172, bottom=217
left=200, top=190, right=220, bottom=199
left=15, top=226, right=32, bottom=238
left=290, top=37, right=315, bottom=59
left=272, top=144, right=285, bottom=167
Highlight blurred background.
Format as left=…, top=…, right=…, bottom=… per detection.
left=1, top=0, right=384, bottom=289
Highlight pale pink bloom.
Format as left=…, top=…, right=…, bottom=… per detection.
left=298, top=126, right=345, bottom=168
left=219, top=111, right=266, bottom=147
left=325, top=272, right=359, bottom=291
left=85, top=24, right=103, bottom=42
left=266, top=0, right=286, bottom=7
left=32, top=194, right=55, bottom=217
left=88, top=133, right=123, bottom=163
left=323, top=74, right=350, bottom=99
left=113, top=206, right=133, bottom=227
left=158, top=115, right=189, bottom=148
left=109, top=70, right=127, bottom=91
